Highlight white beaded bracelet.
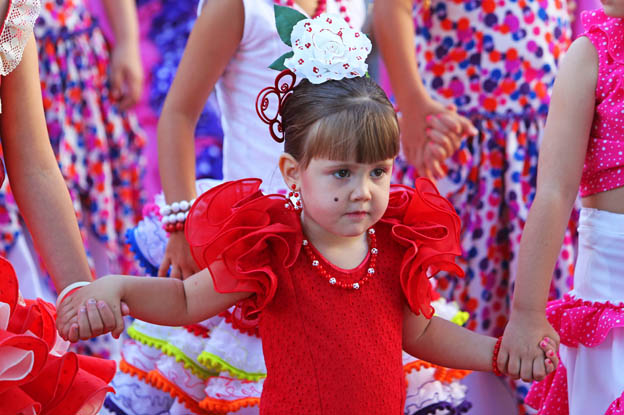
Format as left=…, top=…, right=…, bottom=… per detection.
left=56, top=281, right=91, bottom=307
left=160, top=199, right=196, bottom=217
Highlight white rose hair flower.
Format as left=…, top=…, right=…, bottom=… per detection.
left=283, top=14, right=372, bottom=84
left=257, top=6, right=373, bottom=142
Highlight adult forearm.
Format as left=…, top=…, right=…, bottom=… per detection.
left=8, top=164, right=93, bottom=290
left=373, top=0, right=429, bottom=108
left=512, top=190, right=577, bottom=312
left=101, top=0, right=139, bottom=45
left=405, top=316, right=496, bottom=372
left=157, top=110, right=198, bottom=202
left=1, top=36, right=92, bottom=292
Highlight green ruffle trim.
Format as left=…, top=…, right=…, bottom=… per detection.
left=127, top=325, right=218, bottom=380
left=197, top=351, right=266, bottom=381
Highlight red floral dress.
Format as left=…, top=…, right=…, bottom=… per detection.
left=184, top=178, right=464, bottom=414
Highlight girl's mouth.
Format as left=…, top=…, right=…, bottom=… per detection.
left=345, top=211, right=368, bottom=218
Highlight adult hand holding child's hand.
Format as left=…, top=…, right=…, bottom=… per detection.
left=400, top=97, right=477, bottom=180
left=498, top=309, right=560, bottom=382
left=56, top=277, right=130, bottom=342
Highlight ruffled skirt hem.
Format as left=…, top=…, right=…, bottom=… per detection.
left=526, top=294, right=624, bottom=415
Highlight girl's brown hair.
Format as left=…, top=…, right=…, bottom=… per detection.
left=280, top=76, right=399, bottom=167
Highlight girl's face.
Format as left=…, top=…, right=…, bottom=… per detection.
left=602, top=0, right=624, bottom=17
left=298, top=157, right=394, bottom=238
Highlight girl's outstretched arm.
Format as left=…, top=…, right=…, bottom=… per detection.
left=500, top=36, right=598, bottom=381
left=156, top=0, right=244, bottom=279
left=57, top=268, right=250, bottom=341
left=402, top=307, right=555, bottom=379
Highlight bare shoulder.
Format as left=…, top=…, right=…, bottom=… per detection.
left=558, top=37, right=599, bottom=85
left=198, top=0, right=244, bottom=26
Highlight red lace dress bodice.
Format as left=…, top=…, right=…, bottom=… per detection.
left=258, top=223, right=407, bottom=413
left=186, top=178, right=463, bottom=414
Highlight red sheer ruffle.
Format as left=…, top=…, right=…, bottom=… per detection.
left=381, top=179, right=464, bottom=318
left=0, top=257, right=115, bottom=415
left=186, top=179, right=302, bottom=324
left=186, top=178, right=463, bottom=324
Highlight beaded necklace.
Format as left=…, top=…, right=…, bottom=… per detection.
left=274, top=0, right=351, bottom=24
left=302, top=228, right=377, bottom=290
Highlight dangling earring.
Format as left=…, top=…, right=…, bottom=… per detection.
left=286, top=184, right=302, bottom=211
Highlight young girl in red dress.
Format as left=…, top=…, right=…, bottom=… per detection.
left=57, top=11, right=557, bottom=414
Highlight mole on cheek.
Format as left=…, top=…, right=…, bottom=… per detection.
left=334, top=197, right=339, bottom=202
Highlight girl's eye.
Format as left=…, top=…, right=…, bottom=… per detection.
left=371, top=168, right=386, bottom=178
left=334, top=169, right=350, bottom=178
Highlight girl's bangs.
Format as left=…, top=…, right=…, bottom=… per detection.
left=301, top=103, right=399, bottom=165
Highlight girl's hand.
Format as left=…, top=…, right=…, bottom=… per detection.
left=497, top=309, right=560, bottom=382
left=56, top=290, right=130, bottom=342
left=56, top=276, right=126, bottom=342
left=110, top=40, right=143, bottom=110
left=158, top=232, right=200, bottom=280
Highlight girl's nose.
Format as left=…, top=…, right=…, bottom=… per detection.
left=351, top=177, right=372, bottom=201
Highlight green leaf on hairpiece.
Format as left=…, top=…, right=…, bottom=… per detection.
left=269, top=51, right=294, bottom=71
left=275, top=4, right=307, bottom=47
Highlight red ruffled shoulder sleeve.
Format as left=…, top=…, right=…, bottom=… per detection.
left=185, top=179, right=302, bottom=320
left=381, top=178, right=464, bottom=318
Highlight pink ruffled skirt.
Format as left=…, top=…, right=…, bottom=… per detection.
left=526, top=208, right=624, bottom=415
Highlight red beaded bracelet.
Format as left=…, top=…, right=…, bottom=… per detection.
left=492, top=336, right=503, bottom=376
left=163, top=220, right=185, bottom=233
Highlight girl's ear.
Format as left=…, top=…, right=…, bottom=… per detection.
left=279, top=153, right=301, bottom=188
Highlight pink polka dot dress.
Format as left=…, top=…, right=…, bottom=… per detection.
left=525, top=9, right=624, bottom=415
left=579, top=10, right=624, bottom=196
